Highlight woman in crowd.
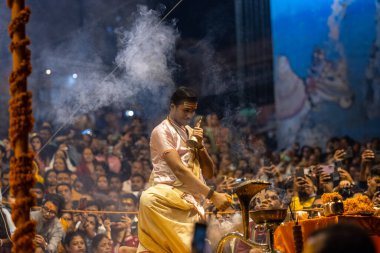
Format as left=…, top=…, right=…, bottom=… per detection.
left=91, top=234, right=112, bottom=253
left=63, top=231, right=87, bottom=253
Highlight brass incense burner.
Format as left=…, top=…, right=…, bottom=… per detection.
left=216, top=180, right=286, bottom=253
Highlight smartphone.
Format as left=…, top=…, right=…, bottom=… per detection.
left=78, top=198, right=87, bottom=210
left=296, top=167, right=304, bottom=178
left=192, top=223, right=207, bottom=253
left=344, top=147, right=353, bottom=159
left=320, top=165, right=334, bottom=175
left=331, top=170, right=341, bottom=188
left=108, top=213, right=124, bottom=222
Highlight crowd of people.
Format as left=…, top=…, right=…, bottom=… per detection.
left=0, top=105, right=379, bottom=253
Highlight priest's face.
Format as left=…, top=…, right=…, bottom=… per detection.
left=170, top=101, right=197, bottom=126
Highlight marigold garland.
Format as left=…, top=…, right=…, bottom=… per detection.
left=321, top=192, right=343, bottom=204
left=7, top=0, right=36, bottom=252
left=343, top=194, right=374, bottom=215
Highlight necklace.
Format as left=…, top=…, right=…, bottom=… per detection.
left=167, top=116, right=188, bottom=144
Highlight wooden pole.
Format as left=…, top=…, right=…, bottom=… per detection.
left=7, top=0, right=36, bottom=252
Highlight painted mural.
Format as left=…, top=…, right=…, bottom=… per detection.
left=272, top=0, right=380, bottom=149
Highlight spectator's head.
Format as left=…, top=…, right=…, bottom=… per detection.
left=83, top=214, right=99, bottom=235
left=86, top=200, right=102, bottom=212
left=109, top=173, right=122, bottom=192
left=57, top=170, right=72, bottom=185
left=169, top=86, right=198, bottom=126
left=94, top=162, right=108, bottom=179
left=53, top=157, right=68, bottom=172
left=91, top=234, right=112, bottom=253
left=82, top=148, right=94, bottom=163
left=131, top=160, right=144, bottom=174
left=56, top=183, right=72, bottom=205
left=120, top=193, right=138, bottom=212
left=44, top=169, right=57, bottom=187
left=39, top=126, right=53, bottom=143
left=41, top=193, right=64, bottom=219
left=96, top=175, right=109, bottom=192
left=61, top=211, right=75, bottom=232
left=367, top=165, right=380, bottom=196
left=303, top=224, right=375, bottom=253
left=108, top=190, right=119, bottom=203
left=1, top=167, right=9, bottom=187
left=130, top=173, right=145, bottom=192
left=63, top=231, right=87, bottom=253
left=251, top=188, right=282, bottom=210
left=30, top=182, right=45, bottom=206
left=30, top=133, right=43, bottom=152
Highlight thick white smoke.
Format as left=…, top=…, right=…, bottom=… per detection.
left=53, top=5, right=179, bottom=124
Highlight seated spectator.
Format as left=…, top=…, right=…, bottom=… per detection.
left=31, top=193, right=65, bottom=253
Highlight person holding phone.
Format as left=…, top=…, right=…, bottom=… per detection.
left=137, top=87, right=231, bottom=253
left=290, top=168, right=317, bottom=211
left=31, top=194, right=65, bottom=253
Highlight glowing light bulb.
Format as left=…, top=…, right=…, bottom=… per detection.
left=72, top=73, right=78, bottom=79
left=45, top=69, right=52, bottom=75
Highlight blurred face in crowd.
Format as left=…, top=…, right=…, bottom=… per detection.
left=83, top=148, right=94, bottom=163
left=109, top=177, right=122, bottom=192
left=54, top=157, right=67, bottom=172
left=57, top=185, right=72, bottom=204
left=57, top=172, right=71, bottom=185
left=84, top=215, right=97, bottom=234
left=74, top=179, right=84, bottom=193
left=30, top=187, right=44, bottom=205
left=31, top=137, right=42, bottom=151
left=39, top=129, right=51, bottom=142
left=61, top=212, right=74, bottom=232
left=252, top=189, right=282, bottom=210
left=131, top=175, right=145, bottom=192
left=93, top=236, right=112, bottom=253
left=55, top=149, right=66, bottom=160
left=109, top=191, right=119, bottom=203
left=1, top=172, right=9, bottom=187
left=96, top=175, right=109, bottom=191
left=121, top=197, right=137, bottom=212
left=42, top=201, right=58, bottom=221
left=373, top=192, right=380, bottom=207
left=169, top=101, right=197, bottom=126
left=94, top=164, right=106, bottom=178
left=65, top=235, right=86, bottom=253
left=131, top=161, right=143, bottom=174
left=367, top=175, right=380, bottom=195
left=46, top=171, right=57, bottom=186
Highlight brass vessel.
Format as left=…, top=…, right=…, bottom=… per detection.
left=216, top=180, right=287, bottom=253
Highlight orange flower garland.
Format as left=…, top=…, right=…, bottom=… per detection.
left=7, top=0, right=36, bottom=252
left=344, top=194, right=374, bottom=215
left=321, top=192, right=343, bottom=204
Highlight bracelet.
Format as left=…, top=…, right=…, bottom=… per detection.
left=206, top=187, right=215, bottom=199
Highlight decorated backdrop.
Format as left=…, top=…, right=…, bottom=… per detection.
left=272, top=0, right=380, bottom=149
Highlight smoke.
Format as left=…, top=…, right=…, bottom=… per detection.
left=52, top=5, right=179, bottom=124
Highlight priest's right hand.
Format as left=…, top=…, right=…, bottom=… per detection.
left=210, top=192, right=231, bottom=211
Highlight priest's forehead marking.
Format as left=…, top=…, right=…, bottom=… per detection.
left=183, top=101, right=197, bottom=110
